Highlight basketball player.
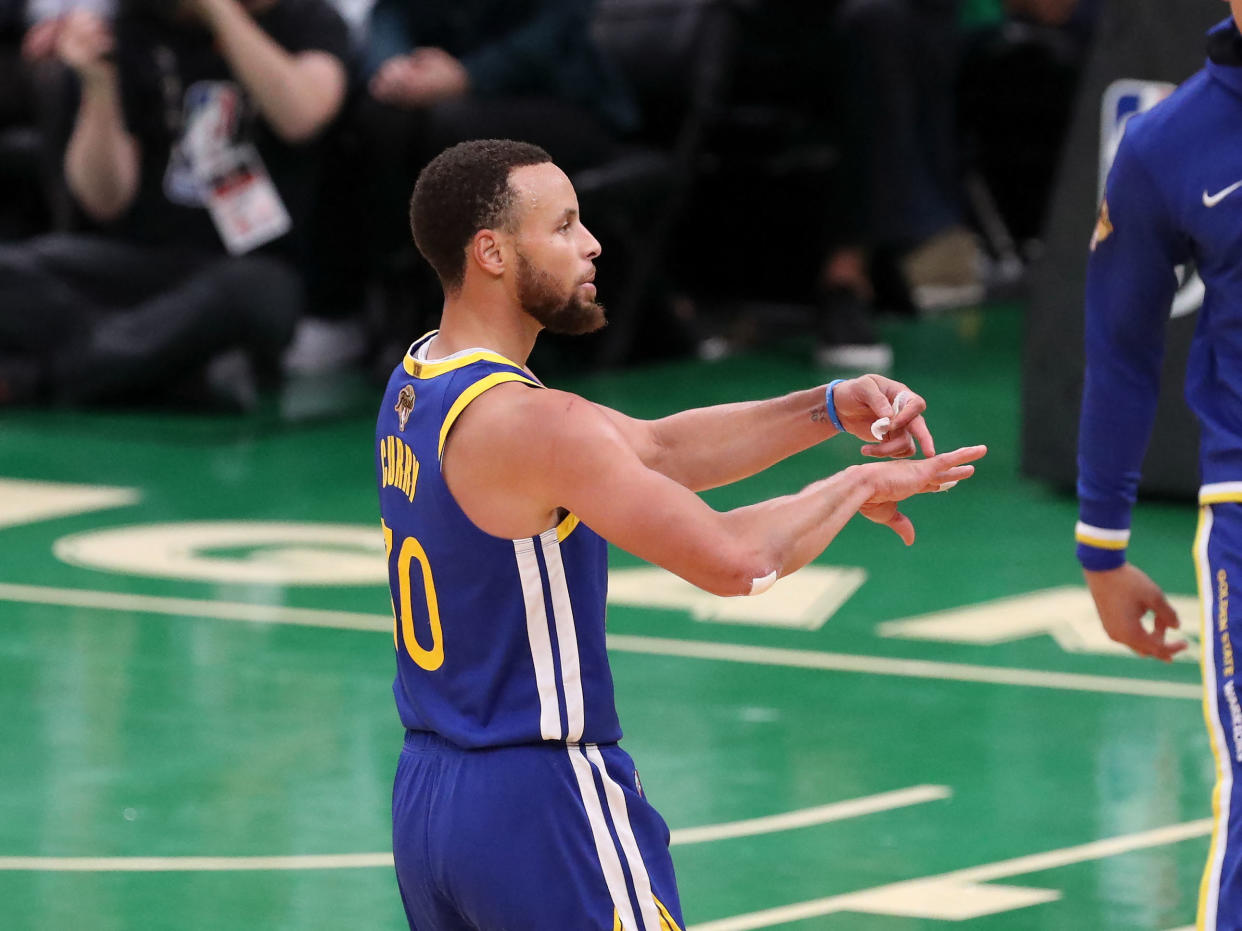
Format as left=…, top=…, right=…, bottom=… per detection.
left=375, top=138, right=986, bottom=930
left=1077, top=5, right=1242, bottom=927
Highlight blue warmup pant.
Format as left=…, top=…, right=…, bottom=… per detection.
left=1197, top=500, right=1242, bottom=929
left=392, top=731, right=684, bottom=930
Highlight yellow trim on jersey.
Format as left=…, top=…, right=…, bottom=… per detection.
left=402, top=332, right=532, bottom=380
left=1200, top=491, right=1242, bottom=505
left=1074, top=532, right=1129, bottom=550
left=1196, top=505, right=1224, bottom=928
left=438, top=372, right=539, bottom=460
left=613, top=912, right=622, bottom=931
left=556, top=512, right=580, bottom=541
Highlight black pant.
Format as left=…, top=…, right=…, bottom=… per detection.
left=0, top=234, right=301, bottom=403
left=832, top=0, right=964, bottom=248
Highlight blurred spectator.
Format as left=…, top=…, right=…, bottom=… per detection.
left=681, top=0, right=979, bottom=371
left=959, top=0, right=1100, bottom=250
left=0, top=0, right=350, bottom=408
left=817, top=0, right=982, bottom=370
left=300, top=0, right=637, bottom=372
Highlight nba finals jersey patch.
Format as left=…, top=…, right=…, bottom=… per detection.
left=395, top=385, right=415, bottom=431
left=1090, top=199, right=1113, bottom=251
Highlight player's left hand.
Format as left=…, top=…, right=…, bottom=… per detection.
left=831, top=375, right=934, bottom=458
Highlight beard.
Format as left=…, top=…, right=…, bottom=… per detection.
left=515, top=251, right=606, bottom=335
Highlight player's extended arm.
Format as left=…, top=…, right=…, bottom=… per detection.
left=1077, top=127, right=1188, bottom=659
left=446, top=384, right=983, bottom=597
left=191, top=0, right=346, bottom=143
left=594, top=375, right=935, bottom=493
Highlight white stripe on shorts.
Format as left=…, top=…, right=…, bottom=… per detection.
left=568, top=745, right=640, bottom=930
left=586, top=744, right=662, bottom=931
left=514, top=538, right=561, bottom=741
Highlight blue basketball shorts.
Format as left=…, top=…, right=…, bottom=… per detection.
left=1197, top=500, right=1242, bottom=930
left=392, top=731, right=684, bottom=930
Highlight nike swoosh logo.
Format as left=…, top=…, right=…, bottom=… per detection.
left=1203, top=180, right=1242, bottom=207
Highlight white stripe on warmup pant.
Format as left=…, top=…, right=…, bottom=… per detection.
left=1199, top=505, right=1229, bottom=929
left=541, top=529, right=585, bottom=741
left=568, top=745, right=640, bottom=931
left=514, top=539, right=561, bottom=741
left=586, top=744, right=662, bottom=931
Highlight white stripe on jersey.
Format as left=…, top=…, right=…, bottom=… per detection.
left=1074, top=521, right=1130, bottom=543
left=568, top=746, right=640, bottom=930
left=514, top=538, right=562, bottom=741
left=1198, top=506, right=1229, bottom=929
left=541, top=528, right=585, bottom=741
left=586, top=744, right=662, bottom=931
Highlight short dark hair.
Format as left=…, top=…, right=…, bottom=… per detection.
left=410, top=139, right=553, bottom=292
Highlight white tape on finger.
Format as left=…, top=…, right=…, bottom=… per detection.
left=870, top=392, right=911, bottom=442
left=749, top=570, right=778, bottom=596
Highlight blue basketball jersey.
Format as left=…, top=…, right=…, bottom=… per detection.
left=375, top=332, right=622, bottom=749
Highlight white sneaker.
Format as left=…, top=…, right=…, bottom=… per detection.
left=282, top=317, right=368, bottom=374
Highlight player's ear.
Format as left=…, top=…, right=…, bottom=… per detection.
left=471, top=230, right=505, bottom=280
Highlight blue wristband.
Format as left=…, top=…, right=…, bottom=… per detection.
left=825, top=379, right=847, bottom=433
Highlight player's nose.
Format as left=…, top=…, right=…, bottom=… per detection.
left=581, top=224, right=602, bottom=260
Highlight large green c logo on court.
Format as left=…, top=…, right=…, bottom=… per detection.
left=53, top=521, right=386, bottom=586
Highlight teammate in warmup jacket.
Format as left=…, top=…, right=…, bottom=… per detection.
left=1077, top=5, right=1242, bottom=928
left=375, top=138, right=986, bottom=930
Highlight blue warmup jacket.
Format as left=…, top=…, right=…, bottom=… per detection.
left=1077, top=19, right=1242, bottom=570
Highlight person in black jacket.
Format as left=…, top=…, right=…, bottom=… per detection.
left=0, top=0, right=349, bottom=406
left=308, top=0, right=636, bottom=336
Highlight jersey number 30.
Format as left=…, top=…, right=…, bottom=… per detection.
left=381, top=519, right=444, bottom=671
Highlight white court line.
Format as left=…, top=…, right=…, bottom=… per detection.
left=0, top=854, right=394, bottom=872
left=668, top=784, right=949, bottom=846
left=606, top=634, right=1202, bottom=701
left=0, top=583, right=1201, bottom=699
left=687, top=819, right=1213, bottom=931
left=0, top=582, right=390, bottom=633
left=0, top=786, right=946, bottom=871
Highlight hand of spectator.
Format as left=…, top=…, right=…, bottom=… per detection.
left=369, top=48, right=469, bottom=107
left=54, top=9, right=116, bottom=83
left=22, top=16, right=65, bottom=62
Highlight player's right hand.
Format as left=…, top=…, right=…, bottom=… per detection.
left=856, top=444, right=986, bottom=544
left=1084, top=563, right=1186, bottom=662
left=54, top=10, right=115, bottom=82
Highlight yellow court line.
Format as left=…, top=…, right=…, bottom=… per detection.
left=0, top=583, right=1202, bottom=700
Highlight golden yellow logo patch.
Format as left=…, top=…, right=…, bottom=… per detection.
left=395, top=385, right=415, bottom=431
left=1090, top=199, right=1113, bottom=251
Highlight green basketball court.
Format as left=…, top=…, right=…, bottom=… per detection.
left=0, top=306, right=1212, bottom=929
